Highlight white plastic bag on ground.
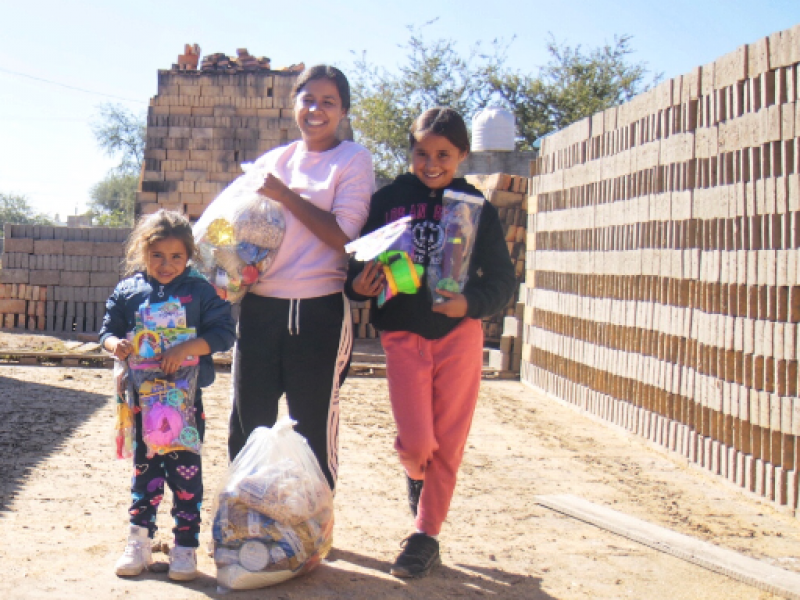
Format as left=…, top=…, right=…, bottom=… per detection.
left=211, top=417, right=333, bottom=590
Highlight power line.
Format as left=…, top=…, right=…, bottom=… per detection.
left=0, top=66, right=147, bottom=105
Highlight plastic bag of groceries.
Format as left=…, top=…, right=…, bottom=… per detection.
left=193, top=163, right=286, bottom=303
left=427, top=189, right=484, bottom=304
left=211, top=417, right=334, bottom=590
left=127, top=363, right=202, bottom=457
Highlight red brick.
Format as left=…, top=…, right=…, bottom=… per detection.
left=64, top=241, right=94, bottom=256
left=0, top=299, right=25, bottom=313
left=33, top=239, right=64, bottom=255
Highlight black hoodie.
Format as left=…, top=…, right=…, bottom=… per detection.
left=345, top=173, right=516, bottom=340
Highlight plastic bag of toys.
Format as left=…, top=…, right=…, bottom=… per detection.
left=193, top=163, right=286, bottom=303
left=113, top=359, right=134, bottom=460
left=128, top=364, right=202, bottom=457
left=427, top=189, right=484, bottom=304
left=211, top=417, right=334, bottom=590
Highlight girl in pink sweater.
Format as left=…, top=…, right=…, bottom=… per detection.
left=228, top=65, right=374, bottom=492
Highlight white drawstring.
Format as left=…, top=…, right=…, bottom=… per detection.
left=287, top=299, right=302, bottom=335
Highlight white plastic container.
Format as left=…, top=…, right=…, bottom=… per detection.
left=472, top=108, right=515, bottom=152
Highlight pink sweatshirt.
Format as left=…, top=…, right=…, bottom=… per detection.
left=249, top=140, right=374, bottom=299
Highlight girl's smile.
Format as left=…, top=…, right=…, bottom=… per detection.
left=410, top=133, right=467, bottom=190
left=146, top=237, right=189, bottom=285
left=294, top=78, right=345, bottom=152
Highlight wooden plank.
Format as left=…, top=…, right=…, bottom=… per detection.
left=535, top=494, right=800, bottom=599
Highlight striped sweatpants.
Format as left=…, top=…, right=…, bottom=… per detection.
left=228, top=292, right=352, bottom=490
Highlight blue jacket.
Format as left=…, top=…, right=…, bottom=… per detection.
left=99, top=267, right=236, bottom=388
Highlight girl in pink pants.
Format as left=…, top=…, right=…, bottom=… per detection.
left=346, top=107, right=515, bottom=578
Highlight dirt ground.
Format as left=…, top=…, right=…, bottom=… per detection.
left=1, top=332, right=800, bottom=599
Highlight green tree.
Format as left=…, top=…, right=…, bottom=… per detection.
left=0, top=192, right=53, bottom=236
left=88, top=172, right=137, bottom=227
left=350, top=24, right=506, bottom=178
left=90, top=103, right=145, bottom=226
left=351, top=31, right=659, bottom=174
left=535, top=35, right=659, bottom=134
left=92, top=103, right=146, bottom=175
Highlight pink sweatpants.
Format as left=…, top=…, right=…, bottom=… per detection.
left=381, top=318, right=483, bottom=536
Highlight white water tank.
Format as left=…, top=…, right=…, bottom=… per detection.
left=472, top=108, right=515, bottom=152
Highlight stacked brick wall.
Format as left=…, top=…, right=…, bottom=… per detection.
left=138, top=69, right=304, bottom=219
left=0, top=225, right=129, bottom=334
left=523, top=24, right=800, bottom=511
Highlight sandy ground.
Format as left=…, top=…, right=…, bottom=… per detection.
left=0, top=333, right=799, bottom=599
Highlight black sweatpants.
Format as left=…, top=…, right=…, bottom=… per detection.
left=229, top=292, right=352, bottom=490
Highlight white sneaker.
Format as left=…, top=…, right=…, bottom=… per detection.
left=169, top=545, right=198, bottom=581
left=115, top=524, right=153, bottom=577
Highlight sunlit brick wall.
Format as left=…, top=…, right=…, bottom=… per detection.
left=522, top=24, right=800, bottom=512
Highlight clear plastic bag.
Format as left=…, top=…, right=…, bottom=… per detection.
left=428, top=190, right=484, bottom=304
left=211, top=417, right=334, bottom=590
left=193, top=163, right=286, bottom=303
left=112, top=359, right=134, bottom=460
left=128, top=364, right=201, bottom=457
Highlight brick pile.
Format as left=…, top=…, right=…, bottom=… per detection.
left=0, top=224, right=128, bottom=334
left=523, top=24, right=800, bottom=512
left=137, top=61, right=306, bottom=220
left=466, top=173, right=528, bottom=371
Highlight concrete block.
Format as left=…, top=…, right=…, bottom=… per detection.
left=63, top=241, right=95, bottom=256
left=727, top=447, right=737, bottom=483
left=711, top=440, right=721, bottom=474
left=59, top=271, right=90, bottom=287
left=765, top=463, right=775, bottom=501
left=29, top=270, right=61, bottom=286
left=775, top=466, right=787, bottom=505
left=90, top=272, right=121, bottom=287
left=755, top=459, right=766, bottom=496
left=744, top=455, right=756, bottom=491
left=92, top=242, right=125, bottom=258
left=0, top=269, right=28, bottom=284
left=33, top=239, right=64, bottom=255
left=3, top=238, right=33, bottom=253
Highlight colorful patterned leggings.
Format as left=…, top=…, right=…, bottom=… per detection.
left=128, top=390, right=205, bottom=548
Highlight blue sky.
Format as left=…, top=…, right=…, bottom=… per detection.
left=1, top=0, right=799, bottom=219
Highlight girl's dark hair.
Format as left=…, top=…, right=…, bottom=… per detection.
left=124, top=210, right=196, bottom=275
left=409, top=107, right=470, bottom=154
left=292, top=65, right=351, bottom=112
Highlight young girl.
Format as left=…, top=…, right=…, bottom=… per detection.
left=346, top=108, right=515, bottom=578
left=228, top=65, right=373, bottom=491
left=100, top=210, right=236, bottom=581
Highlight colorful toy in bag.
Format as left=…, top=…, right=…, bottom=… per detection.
left=113, top=359, right=134, bottom=460
left=128, top=297, right=199, bottom=369
left=193, top=162, right=286, bottom=303
left=129, top=366, right=202, bottom=457
left=376, top=250, right=424, bottom=308
left=344, top=216, right=423, bottom=307
left=344, top=215, right=413, bottom=262
left=211, top=417, right=334, bottom=591
left=428, top=189, right=484, bottom=304
left=126, top=296, right=202, bottom=457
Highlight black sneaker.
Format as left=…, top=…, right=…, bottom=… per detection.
left=390, top=533, right=441, bottom=579
left=407, top=476, right=424, bottom=516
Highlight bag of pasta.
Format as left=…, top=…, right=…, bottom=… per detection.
left=211, top=417, right=333, bottom=590
left=193, top=162, right=285, bottom=303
